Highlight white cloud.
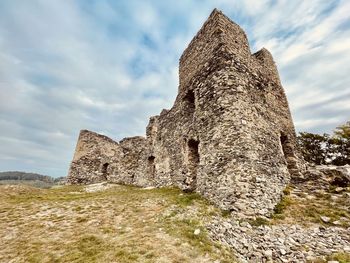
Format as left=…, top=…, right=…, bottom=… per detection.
left=295, top=117, right=343, bottom=130
left=245, top=0, right=350, bottom=134
left=0, top=0, right=349, bottom=176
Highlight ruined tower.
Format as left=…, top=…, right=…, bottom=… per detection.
left=67, top=9, right=301, bottom=217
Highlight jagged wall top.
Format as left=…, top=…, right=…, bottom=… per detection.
left=179, top=9, right=251, bottom=89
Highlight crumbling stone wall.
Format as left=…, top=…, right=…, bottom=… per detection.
left=67, top=9, right=302, bottom=217
left=68, top=130, right=151, bottom=187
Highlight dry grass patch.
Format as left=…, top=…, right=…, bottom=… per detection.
left=271, top=186, right=350, bottom=227
left=0, top=184, right=236, bottom=263
left=309, top=252, right=350, bottom=263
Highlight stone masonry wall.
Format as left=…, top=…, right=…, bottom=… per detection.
left=67, top=9, right=302, bottom=217
left=68, top=130, right=151, bottom=187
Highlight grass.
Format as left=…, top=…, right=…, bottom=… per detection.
left=247, top=217, right=270, bottom=226
left=273, top=195, right=294, bottom=215
left=270, top=185, right=350, bottom=227
left=232, top=184, right=350, bottom=229
left=309, top=252, right=350, bottom=263
left=0, top=184, right=236, bottom=263
left=327, top=252, right=350, bottom=263
left=2, top=182, right=348, bottom=262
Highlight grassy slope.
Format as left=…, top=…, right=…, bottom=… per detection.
left=271, top=186, right=350, bottom=228
left=0, top=184, right=235, bottom=263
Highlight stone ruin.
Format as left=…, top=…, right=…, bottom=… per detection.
left=67, top=9, right=303, bottom=217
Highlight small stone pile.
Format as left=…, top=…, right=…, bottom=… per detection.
left=84, top=182, right=114, bottom=193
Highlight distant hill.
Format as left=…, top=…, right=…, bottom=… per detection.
left=0, top=171, right=66, bottom=188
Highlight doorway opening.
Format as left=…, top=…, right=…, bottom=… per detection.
left=101, top=162, right=109, bottom=180
left=186, top=139, right=199, bottom=191
left=148, top=156, right=156, bottom=179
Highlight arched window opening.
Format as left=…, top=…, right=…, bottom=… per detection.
left=148, top=156, right=156, bottom=179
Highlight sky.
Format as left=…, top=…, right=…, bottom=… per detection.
left=0, top=0, right=349, bottom=177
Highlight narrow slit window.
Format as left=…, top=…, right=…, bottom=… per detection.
left=101, top=163, right=109, bottom=180
left=184, top=90, right=195, bottom=111
left=186, top=139, right=199, bottom=191
left=148, top=156, right=156, bottom=178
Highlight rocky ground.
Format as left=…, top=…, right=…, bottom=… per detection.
left=0, top=165, right=349, bottom=263
left=209, top=216, right=349, bottom=263
left=208, top=165, right=350, bottom=263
